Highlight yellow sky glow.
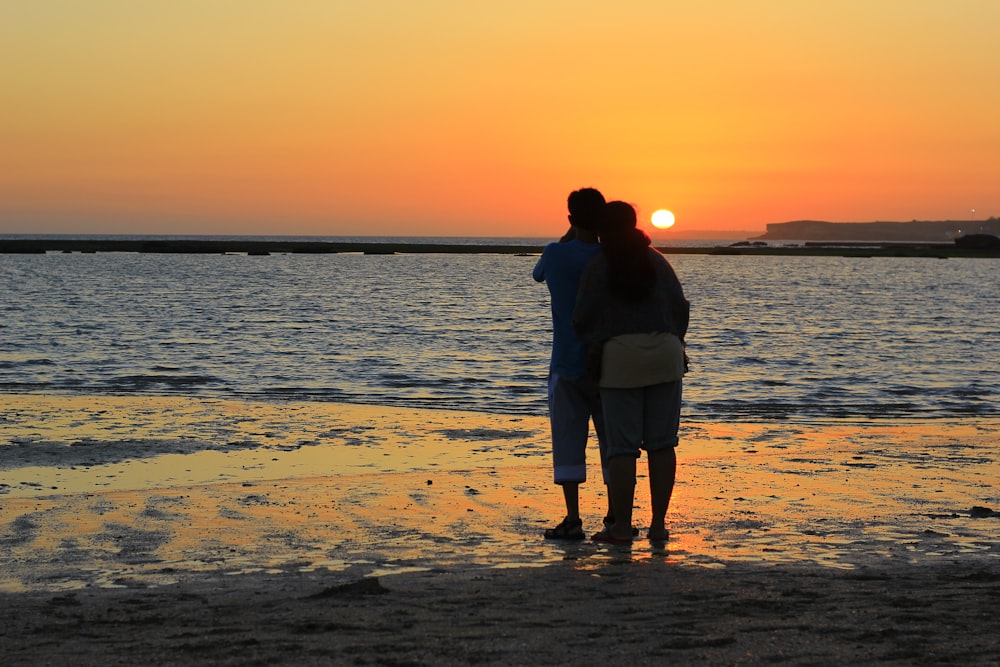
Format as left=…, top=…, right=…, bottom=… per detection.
left=2, top=1, right=998, bottom=238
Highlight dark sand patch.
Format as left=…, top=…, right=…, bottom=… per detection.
left=1, top=561, right=998, bottom=666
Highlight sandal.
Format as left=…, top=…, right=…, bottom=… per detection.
left=543, top=517, right=585, bottom=540
left=591, top=529, right=634, bottom=545
left=603, top=515, right=640, bottom=537
left=647, top=529, right=670, bottom=543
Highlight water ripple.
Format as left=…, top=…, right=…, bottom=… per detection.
left=0, top=251, right=997, bottom=421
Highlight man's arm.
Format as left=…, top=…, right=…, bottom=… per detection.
left=533, top=243, right=555, bottom=283
left=532, top=253, right=546, bottom=282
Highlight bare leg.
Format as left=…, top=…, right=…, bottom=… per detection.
left=647, top=447, right=676, bottom=540
left=562, top=482, right=580, bottom=521
left=544, top=482, right=584, bottom=539
left=607, top=454, right=637, bottom=540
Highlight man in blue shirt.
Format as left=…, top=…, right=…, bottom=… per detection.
left=533, top=187, right=609, bottom=539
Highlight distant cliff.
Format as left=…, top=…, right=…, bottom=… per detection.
left=755, top=219, right=1000, bottom=242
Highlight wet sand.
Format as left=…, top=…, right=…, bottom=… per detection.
left=1, top=394, right=999, bottom=664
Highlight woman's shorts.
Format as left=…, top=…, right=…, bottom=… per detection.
left=600, top=380, right=682, bottom=459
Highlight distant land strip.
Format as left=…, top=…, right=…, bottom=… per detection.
left=1, top=238, right=999, bottom=258
left=757, top=219, right=1000, bottom=242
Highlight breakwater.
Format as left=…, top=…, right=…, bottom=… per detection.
left=2, top=238, right=999, bottom=257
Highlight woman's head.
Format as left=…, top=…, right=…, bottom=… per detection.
left=600, top=200, right=637, bottom=237
left=600, top=201, right=654, bottom=301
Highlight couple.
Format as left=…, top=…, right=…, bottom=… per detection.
left=533, top=187, right=690, bottom=544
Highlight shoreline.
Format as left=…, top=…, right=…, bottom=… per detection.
left=2, top=237, right=999, bottom=257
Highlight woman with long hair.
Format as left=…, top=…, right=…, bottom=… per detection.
left=573, top=201, right=690, bottom=543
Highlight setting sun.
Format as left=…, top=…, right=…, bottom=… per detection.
left=651, top=209, right=676, bottom=229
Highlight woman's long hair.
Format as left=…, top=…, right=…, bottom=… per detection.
left=600, top=201, right=655, bottom=302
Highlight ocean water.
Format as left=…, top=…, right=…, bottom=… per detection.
left=1, top=245, right=997, bottom=422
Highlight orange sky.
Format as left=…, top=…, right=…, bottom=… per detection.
left=2, top=2, right=998, bottom=238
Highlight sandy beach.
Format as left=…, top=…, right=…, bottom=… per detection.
left=2, top=394, right=999, bottom=664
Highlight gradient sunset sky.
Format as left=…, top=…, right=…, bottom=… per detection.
left=2, top=1, right=998, bottom=238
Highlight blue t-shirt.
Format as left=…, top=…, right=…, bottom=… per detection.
left=533, top=239, right=602, bottom=377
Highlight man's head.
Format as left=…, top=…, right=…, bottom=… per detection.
left=567, top=188, right=605, bottom=231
